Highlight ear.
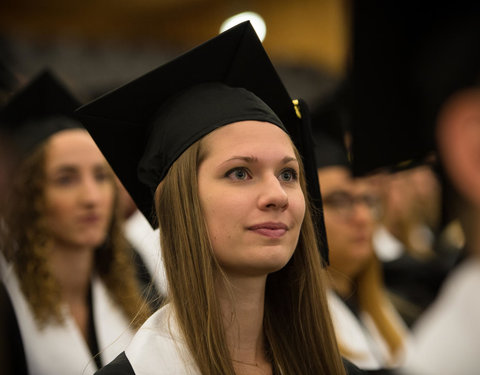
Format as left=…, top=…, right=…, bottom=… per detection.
left=436, top=89, right=480, bottom=208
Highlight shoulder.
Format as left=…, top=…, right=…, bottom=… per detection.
left=343, top=359, right=397, bottom=375
left=124, top=305, right=200, bottom=374
left=343, top=358, right=365, bottom=374
left=96, top=352, right=135, bottom=375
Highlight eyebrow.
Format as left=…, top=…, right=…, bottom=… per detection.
left=50, top=163, right=108, bottom=174
left=221, top=155, right=298, bottom=165
left=51, top=165, right=78, bottom=174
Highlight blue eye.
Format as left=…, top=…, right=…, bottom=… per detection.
left=279, top=168, right=298, bottom=182
left=226, top=167, right=251, bottom=181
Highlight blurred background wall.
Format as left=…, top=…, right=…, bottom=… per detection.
left=0, top=0, right=351, bottom=107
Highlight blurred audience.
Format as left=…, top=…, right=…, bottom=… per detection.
left=0, top=70, right=152, bottom=374
left=371, top=166, right=459, bottom=326
left=350, top=2, right=480, bottom=374
left=403, top=87, right=480, bottom=375
left=312, top=104, right=409, bottom=371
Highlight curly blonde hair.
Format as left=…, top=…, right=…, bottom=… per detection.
left=1, top=137, right=151, bottom=328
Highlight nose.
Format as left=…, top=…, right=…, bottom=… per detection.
left=350, top=202, right=374, bottom=225
left=258, top=175, right=289, bottom=210
left=79, top=176, right=102, bottom=206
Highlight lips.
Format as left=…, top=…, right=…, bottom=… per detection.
left=248, top=222, right=288, bottom=238
left=353, top=234, right=370, bottom=243
left=78, top=214, right=101, bottom=224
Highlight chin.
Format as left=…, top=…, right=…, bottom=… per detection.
left=255, top=254, right=293, bottom=275
left=223, top=258, right=291, bottom=278
left=75, top=231, right=108, bottom=249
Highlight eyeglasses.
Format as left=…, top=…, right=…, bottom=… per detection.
left=322, top=190, right=383, bottom=220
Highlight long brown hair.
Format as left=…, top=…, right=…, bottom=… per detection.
left=156, top=137, right=346, bottom=375
left=1, top=136, right=151, bottom=328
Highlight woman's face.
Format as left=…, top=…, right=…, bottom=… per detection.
left=43, top=129, right=115, bottom=250
left=197, top=121, right=305, bottom=278
left=318, top=166, right=379, bottom=278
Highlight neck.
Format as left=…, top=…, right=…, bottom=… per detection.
left=49, top=242, right=95, bottom=304
left=328, top=268, right=355, bottom=299
left=216, top=275, right=268, bottom=366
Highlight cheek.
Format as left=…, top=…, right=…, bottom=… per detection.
left=202, top=194, right=240, bottom=233
left=292, top=192, right=306, bottom=224
left=103, top=186, right=116, bottom=211
left=324, top=215, right=347, bottom=245
left=44, top=192, right=71, bottom=221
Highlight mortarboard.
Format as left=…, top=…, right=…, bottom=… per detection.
left=311, top=83, right=350, bottom=169
left=350, top=1, right=480, bottom=176
left=0, top=69, right=81, bottom=155
left=75, top=21, right=329, bottom=263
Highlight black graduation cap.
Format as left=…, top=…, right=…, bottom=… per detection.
left=0, top=69, right=81, bottom=155
left=311, top=83, right=350, bottom=169
left=76, top=21, right=329, bottom=263
left=350, top=1, right=480, bottom=176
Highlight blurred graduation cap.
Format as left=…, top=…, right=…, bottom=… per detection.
left=311, top=82, right=350, bottom=169
left=350, top=1, right=480, bottom=176
left=0, top=69, right=81, bottom=155
left=0, top=61, right=20, bottom=106
left=76, top=21, right=329, bottom=263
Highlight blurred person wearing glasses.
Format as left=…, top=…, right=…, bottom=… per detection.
left=311, top=98, right=409, bottom=372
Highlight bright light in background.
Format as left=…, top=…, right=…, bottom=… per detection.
left=219, top=11, right=266, bottom=42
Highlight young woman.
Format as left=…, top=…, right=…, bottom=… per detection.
left=77, top=22, right=353, bottom=375
left=0, top=71, right=152, bottom=374
left=312, top=110, right=409, bottom=370
left=319, top=165, right=409, bottom=370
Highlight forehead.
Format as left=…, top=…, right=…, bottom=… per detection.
left=318, top=166, right=374, bottom=194
left=200, top=120, right=295, bottom=158
left=45, top=129, right=107, bottom=169
left=318, top=166, right=352, bottom=191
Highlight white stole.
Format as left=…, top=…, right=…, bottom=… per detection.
left=125, top=304, right=200, bottom=375
left=0, top=254, right=134, bottom=375
left=328, top=290, right=394, bottom=370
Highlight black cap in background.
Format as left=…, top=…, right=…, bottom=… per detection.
left=350, top=1, right=480, bottom=176
left=311, top=83, right=350, bottom=169
left=0, top=69, right=81, bottom=155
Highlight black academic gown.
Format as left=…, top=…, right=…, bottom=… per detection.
left=96, top=352, right=367, bottom=375
left=0, top=282, right=28, bottom=375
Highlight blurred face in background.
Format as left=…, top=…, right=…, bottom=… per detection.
left=437, top=88, right=480, bottom=210
left=43, top=129, right=115, bottom=250
left=318, top=166, right=381, bottom=278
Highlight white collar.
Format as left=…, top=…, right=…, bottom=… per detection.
left=373, top=226, right=405, bottom=262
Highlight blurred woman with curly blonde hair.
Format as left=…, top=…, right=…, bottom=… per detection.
left=0, top=70, right=152, bottom=375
